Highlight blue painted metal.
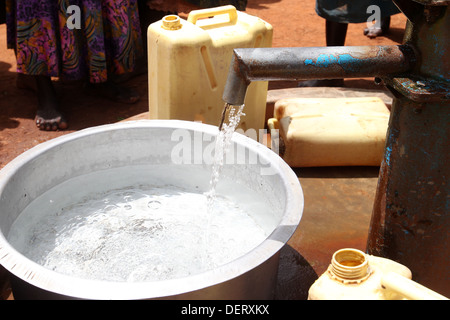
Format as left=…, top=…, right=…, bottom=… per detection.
left=223, top=45, right=415, bottom=106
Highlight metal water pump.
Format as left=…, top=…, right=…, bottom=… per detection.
left=222, top=0, right=449, bottom=296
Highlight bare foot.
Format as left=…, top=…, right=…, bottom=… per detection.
left=364, top=26, right=384, bottom=39
left=35, top=106, right=68, bottom=131
left=34, top=76, right=68, bottom=131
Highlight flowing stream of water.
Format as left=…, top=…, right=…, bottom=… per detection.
left=205, top=103, right=245, bottom=211
left=202, top=103, right=246, bottom=267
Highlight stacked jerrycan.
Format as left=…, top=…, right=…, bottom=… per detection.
left=147, top=5, right=273, bottom=132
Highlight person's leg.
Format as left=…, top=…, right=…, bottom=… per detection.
left=298, top=20, right=347, bottom=87
left=34, top=75, right=68, bottom=131
left=325, top=20, right=348, bottom=46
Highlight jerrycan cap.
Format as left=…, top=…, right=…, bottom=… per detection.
left=328, top=248, right=372, bottom=284
left=162, top=15, right=182, bottom=30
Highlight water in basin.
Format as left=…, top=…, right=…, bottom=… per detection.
left=7, top=165, right=271, bottom=282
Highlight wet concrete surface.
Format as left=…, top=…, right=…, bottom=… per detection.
left=275, top=166, right=379, bottom=299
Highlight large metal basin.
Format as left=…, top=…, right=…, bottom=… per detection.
left=0, top=120, right=303, bottom=299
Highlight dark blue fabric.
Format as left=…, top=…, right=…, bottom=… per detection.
left=316, top=0, right=400, bottom=23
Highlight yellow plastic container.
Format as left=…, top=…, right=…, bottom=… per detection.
left=147, top=5, right=273, bottom=131
left=268, top=97, right=390, bottom=167
left=308, top=248, right=449, bottom=300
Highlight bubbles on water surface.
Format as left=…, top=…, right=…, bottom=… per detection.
left=147, top=200, right=162, bottom=210
left=8, top=183, right=268, bottom=283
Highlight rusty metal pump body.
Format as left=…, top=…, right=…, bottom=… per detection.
left=366, top=0, right=449, bottom=297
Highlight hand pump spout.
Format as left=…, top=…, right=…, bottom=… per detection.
left=222, top=45, right=416, bottom=106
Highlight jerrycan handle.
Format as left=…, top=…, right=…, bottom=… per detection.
left=187, top=5, right=238, bottom=26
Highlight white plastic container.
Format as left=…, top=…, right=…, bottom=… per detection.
left=268, top=97, right=390, bottom=167
left=308, top=248, right=448, bottom=300
left=147, top=5, right=273, bottom=131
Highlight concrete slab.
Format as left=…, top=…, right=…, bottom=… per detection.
left=275, top=166, right=379, bottom=299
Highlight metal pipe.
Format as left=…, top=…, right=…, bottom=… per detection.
left=223, top=45, right=416, bottom=105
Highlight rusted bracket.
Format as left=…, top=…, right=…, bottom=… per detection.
left=381, top=75, right=450, bottom=103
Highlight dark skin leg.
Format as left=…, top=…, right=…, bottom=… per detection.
left=30, top=74, right=139, bottom=130
left=34, top=75, right=68, bottom=131
left=298, top=20, right=347, bottom=87
left=15, top=44, right=67, bottom=130
left=325, top=19, right=348, bottom=46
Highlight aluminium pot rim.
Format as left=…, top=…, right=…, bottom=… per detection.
left=0, top=120, right=304, bottom=299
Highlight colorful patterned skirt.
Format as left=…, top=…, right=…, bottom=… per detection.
left=6, top=0, right=144, bottom=83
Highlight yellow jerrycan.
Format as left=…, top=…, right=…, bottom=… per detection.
left=308, top=248, right=449, bottom=300
left=267, top=97, right=390, bottom=167
left=147, top=5, right=273, bottom=132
